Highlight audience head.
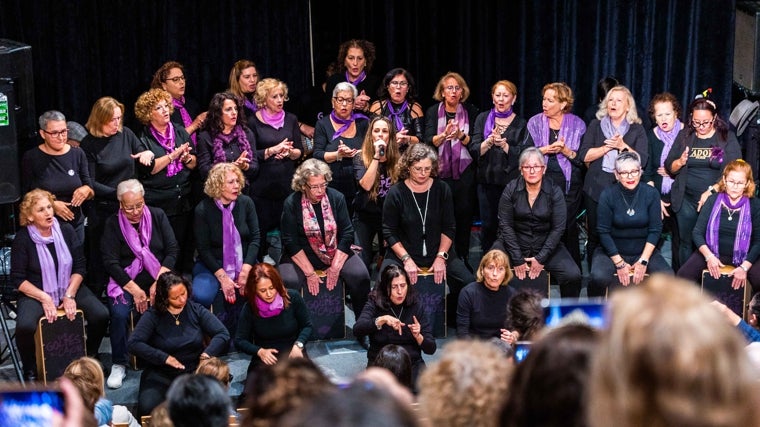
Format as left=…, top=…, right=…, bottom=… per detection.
left=504, top=288, right=544, bottom=341
left=749, top=293, right=760, bottom=329
left=134, top=88, right=174, bottom=125
left=336, top=39, right=376, bottom=74
left=151, top=61, right=187, bottom=99
left=542, top=82, right=574, bottom=114
left=432, top=71, right=470, bottom=103
left=397, top=143, right=438, bottom=181
left=85, top=96, right=125, bottom=138
left=595, top=85, right=641, bottom=124
left=648, top=92, right=682, bottom=131
left=418, top=340, right=512, bottom=427
left=378, top=68, right=418, bottom=102
left=714, top=158, right=755, bottom=198
left=204, top=162, right=246, bottom=199
left=154, top=271, right=192, bottom=314
left=19, top=188, right=56, bottom=227
left=149, top=401, right=174, bottom=427
left=372, top=344, right=413, bottom=390
left=291, top=158, right=332, bottom=193
left=372, top=264, right=417, bottom=311
left=62, top=356, right=106, bottom=413
left=167, top=373, right=231, bottom=427
left=501, top=324, right=599, bottom=427
left=196, top=357, right=232, bottom=389
left=588, top=274, right=760, bottom=427
left=254, top=78, right=289, bottom=110
left=244, top=263, right=291, bottom=317
left=476, top=249, right=513, bottom=290
left=204, top=91, right=245, bottom=136
left=66, top=121, right=88, bottom=146
left=229, top=59, right=259, bottom=98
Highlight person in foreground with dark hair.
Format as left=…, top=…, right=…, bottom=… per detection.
left=128, top=271, right=230, bottom=417
left=503, top=288, right=545, bottom=342
left=167, top=373, right=232, bottom=427
left=373, top=344, right=413, bottom=391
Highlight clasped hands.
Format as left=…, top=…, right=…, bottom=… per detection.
left=513, top=257, right=543, bottom=280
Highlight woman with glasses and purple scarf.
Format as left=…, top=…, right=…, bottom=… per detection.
left=677, top=160, right=760, bottom=292
left=313, top=82, right=369, bottom=216
left=665, top=93, right=742, bottom=269
left=370, top=68, right=425, bottom=153
left=150, top=61, right=207, bottom=145
left=101, top=179, right=178, bottom=389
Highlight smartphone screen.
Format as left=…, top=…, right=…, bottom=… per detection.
left=0, top=389, right=65, bottom=427
left=514, top=341, right=532, bottom=363
left=542, top=298, right=607, bottom=329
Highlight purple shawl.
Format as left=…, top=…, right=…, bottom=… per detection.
left=436, top=102, right=472, bottom=179
left=707, top=193, right=752, bottom=266
left=215, top=200, right=243, bottom=280
left=107, top=208, right=161, bottom=304
left=172, top=96, right=196, bottom=145
left=526, top=113, right=586, bottom=193
left=150, top=122, right=183, bottom=177
left=28, top=218, right=72, bottom=307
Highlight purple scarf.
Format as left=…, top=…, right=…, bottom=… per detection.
left=244, top=96, right=258, bottom=114
left=172, top=96, right=196, bottom=145
left=387, top=101, right=409, bottom=132
left=526, top=113, right=586, bottom=193
left=28, top=218, right=72, bottom=307
left=256, top=293, right=284, bottom=318
left=150, top=122, right=183, bottom=177
left=707, top=193, right=752, bottom=266
left=345, top=70, right=366, bottom=86
left=330, top=110, right=368, bottom=141
left=213, top=125, right=253, bottom=165
left=654, top=120, right=683, bottom=194
left=436, top=102, right=472, bottom=179
left=600, top=115, right=631, bottom=173
left=107, top=208, right=161, bottom=304
left=215, top=200, right=243, bottom=280
left=260, top=108, right=285, bottom=129
left=483, top=107, right=513, bottom=139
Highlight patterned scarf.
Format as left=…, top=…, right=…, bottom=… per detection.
left=600, top=115, right=631, bottom=173
left=436, top=102, right=471, bottom=179
left=28, top=218, right=72, bottom=307
left=215, top=200, right=243, bottom=280
left=150, top=122, right=183, bottom=177
left=707, top=193, right=752, bottom=266
left=526, top=113, right=586, bottom=193
left=301, top=193, right=337, bottom=265
left=107, top=208, right=161, bottom=304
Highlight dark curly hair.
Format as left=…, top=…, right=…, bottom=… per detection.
left=154, top=271, right=192, bottom=314
left=202, top=92, right=247, bottom=137
left=336, top=39, right=376, bottom=73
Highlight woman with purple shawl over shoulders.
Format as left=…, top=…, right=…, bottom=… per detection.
left=11, top=189, right=109, bottom=381
left=101, top=179, right=178, bottom=387
left=472, top=80, right=534, bottom=253
left=313, top=81, right=369, bottom=216
left=527, top=82, right=586, bottom=268
left=425, top=72, right=480, bottom=269
left=678, top=160, right=760, bottom=293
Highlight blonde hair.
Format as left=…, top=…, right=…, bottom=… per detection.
left=19, top=189, right=55, bottom=226
left=595, top=85, right=642, bottom=124
left=475, top=249, right=513, bottom=286
left=228, top=59, right=258, bottom=98
left=432, top=71, right=470, bottom=103
left=85, top=96, right=124, bottom=137
left=63, top=357, right=106, bottom=412
left=196, top=357, right=231, bottom=388
left=254, top=78, right=289, bottom=109
left=134, top=88, right=174, bottom=125
left=204, top=163, right=246, bottom=199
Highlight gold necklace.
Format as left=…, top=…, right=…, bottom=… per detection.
left=169, top=309, right=182, bottom=326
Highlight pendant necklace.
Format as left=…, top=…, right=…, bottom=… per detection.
left=620, top=188, right=639, bottom=217
left=170, top=309, right=182, bottom=326
left=390, top=305, right=404, bottom=320
left=551, top=128, right=559, bottom=141
left=410, top=184, right=431, bottom=256
left=724, top=203, right=740, bottom=221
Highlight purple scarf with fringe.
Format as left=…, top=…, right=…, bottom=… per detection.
left=28, top=218, right=72, bottom=307
left=107, top=208, right=161, bottom=304
left=707, top=192, right=752, bottom=266
left=526, top=113, right=586, bottom=193
left=654, top=120, right=683, bottom=194
left=215, top=200, right=243, bottom=280
left=436, top=102, right=471, bottom=179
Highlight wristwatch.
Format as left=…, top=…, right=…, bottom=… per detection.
left=638, top=259, right=648, bottom=266
left=436, top=251, right=449, bottom=260
left=295, top=341, right=304, bottom=349
left=64, top=294, right=76, bottom=300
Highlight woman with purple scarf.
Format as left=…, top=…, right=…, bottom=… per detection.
left=425, top=72, right=480, bottom=269
left=643, top=93, right=684, bottom=269
left=370, top=68, right=425, bottom=152
left=324, top=39, right=380, bottom=115
left=526, top=82, right=586, bottom=268
left=313, top=81, right=369, bottom=216
left=101, top=179, right=178, bottom=389
left=135, top=88, right=197, bottom=274
left=678, top=160, right=760, bottom=292
left=150, top=61, right=207, bottom=145
left=11, top=189, right=109, bottom=381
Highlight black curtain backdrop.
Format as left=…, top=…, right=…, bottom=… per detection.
left=0, top=0, right=735, bottom=146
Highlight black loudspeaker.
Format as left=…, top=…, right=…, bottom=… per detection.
left=0, top=80, right=20, bottom=204
left=0, top=40, right=35, bottom=145
left=735, top=3, right=760, bottom=91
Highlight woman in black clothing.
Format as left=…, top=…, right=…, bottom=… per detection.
left=353, top=264, right=436, bottom=390
left=493, top=147, right=582, bottom=298
left=677, top=160, right=760, bottom=292
left=588, top=152, right=672, bottom=297
left=128, top=271, right=229, bottom=417
left=369, top=68, right=424, bottom=152
left=150, top=61, right=207, bottom=144
left=324, top=39, right=379, bottom=115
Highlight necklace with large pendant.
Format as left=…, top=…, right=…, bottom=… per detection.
left=170, top=309, right=182, bottom=326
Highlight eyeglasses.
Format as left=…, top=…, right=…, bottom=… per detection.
left=307, top=182, right=328, bottom=191
left=521, top=165, right=545, bottom=172
left=165, top=76, right=185, bottom=83
left=691, top=119, right=714, bottom=128
left=411, top=166, right=433, bottom=174
left=445, top=85, right=462, bottom=92
left=616, top=169, right=641, bottom=178
left=389, top=81, right=408, bottom=88
left=41, top=129, right=68, bottom=138
left=121, top=202, right=145, bottom=213
left=333, top=97, right=354, bottom=105
left=154, top=103, right=170, bottom=112
left=725, top=180, right=747, bottom=187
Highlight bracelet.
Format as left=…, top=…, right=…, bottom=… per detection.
left=615, top=261, right=627, bottom=270
left=400, top=253, right=411, bottom=263
left=704, top=253, right=715, bottom=262
left=305, top=271, right=316, bottom=278
left=64, top=294, right=75, bottom=300
left=740, top=264, right=749, bottom=272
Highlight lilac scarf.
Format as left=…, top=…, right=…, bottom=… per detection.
left=707, top=193, right=752, bottom=266
left=655, top=120, right=683, bottom=194
left=215, top=200, right=243, bottom=280
left=436, top=102, right=472, bottom=179
left=28, top=218, right=72, bottom=307
left=330, top=110, right=368, bottom=141
left=526, top=113, right=586, bottom=193
left=150, top=122, right=183, bottom=177
left=483, top=107, right=513, bottom=139
left=345, top=70, right=366, bottom=86
left=172, top=96, right=196, bottom=145
left=600, top=116, right=631, bottom=173
left=107, top=208, right=161, bottom=304
left=387, top=101, right=409, bottom=132
left=213, top=125, right=253, bottom=165
left=256, top=293, right=284, bottom=318
left=260, top=108, right=285, bottom=130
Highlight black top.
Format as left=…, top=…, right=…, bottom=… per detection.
left=80, top=128, right=143, bottom=201
left=382, top=179, right=456, bottom=266
left=693, top=195, right=760, bottom=264
left=493, top=177, right=567, bottom=265
left=234, top=289, right=312, bottom=366
left=170, top=97, right=203, bottom=129
left=353, top=157, right=392, bottom=217
left=469, top=112, right=534, bottom=185
left=597, top=182, right=662, bottom=257
left=128, top=301, right=230, bottom=375
left=194, top=195, right=261, bottom=272
left=249, top=112, right=303, bottom=200
left=312, top=114, right=369, bottom=200
left=137, top=125, right=196, bottom=215
left=456, top=282, right=515, bottom=339
left=578, top=119, right=648, bottom=202
left=101, top=206, right=179, bottom=289
left=195, top=127, right=258, bottom=182
left=280, top=188, right=354, bottom=270
left=11, top=222, right=86, bottom=291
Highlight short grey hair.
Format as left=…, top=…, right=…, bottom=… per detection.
left=614, top=151, right=641, bottom=172
left=333, top=82, right=358, bottom=98
left=519, top=147, right=546, bottom=167
left=116, top=179, right=145, bottom=201
left=291, top=158, right=333, bottom=192
left=38, top=110, right=66, bottom=130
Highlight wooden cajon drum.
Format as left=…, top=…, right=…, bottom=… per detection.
left=301, top=270, right=346, bottom=340
left=34, top=309, right=86, bottom=385
left=508, top=270, right=550, bottom=299
left=702, top=266, right=750, bottom=318
left=416, top=268, right=446, bottom=338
